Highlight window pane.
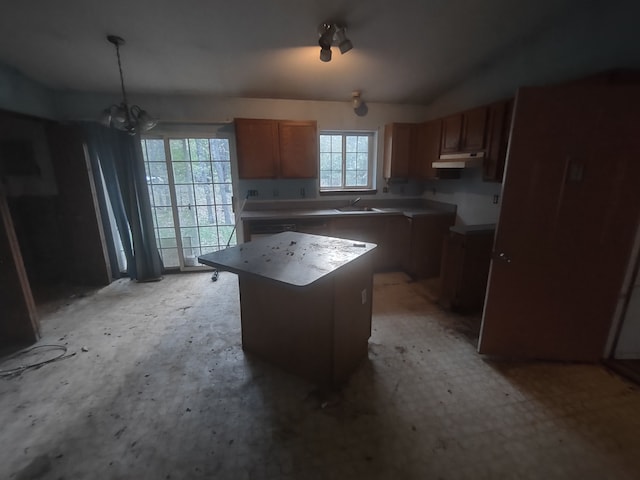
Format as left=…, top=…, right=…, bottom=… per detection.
left=346, top=152, right=357, bottom=169
left=172, top=162, right=193, bottom=183
left=357, top=153, right=368, bottom=170
left=320, top=172, right=331, bottom=187
left=148, top=162, right=168, bottom=184
left=331, top=153, right=342, bottom=170
left=214, top=183, right=233, bottom=205
left=212, top=162, right=232, bottom=183
left=218, top=226, right=236, bottom=247
left=198, top=226, right=219, bottom=247
left=174, top=185, right=194, bottom=206
left=189, top=139, right=211, bottom=163
left=159, top=248, right=179, bottom=268
left=180, top=228, right=200, bottom=248
left=196, top=205, right=216, bottom=226
left=194, top=184, right=213, bottom=205
left=209, top=139, right=230, bottom=161
left=154, top=207, right=174, bottom=228
left=345, top=171, right=357, bottom=186
left=178, top=206, right=197, bottom=227
left=151, top=185, right=171, bottom=207
left=330, top=135, right=342, bottom=152
left=169, top=139, right=189, bottom=161
left=331, top=172, right=342, bottom=186
left=142, top=139, right=166, bottom=162
left=192, top=161, right=212, bottom=183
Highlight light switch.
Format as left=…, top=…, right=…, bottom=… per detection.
left=361, top=289, right=367, bottom=304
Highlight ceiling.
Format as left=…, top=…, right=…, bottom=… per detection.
left=0, top=0, right=625, bottom=105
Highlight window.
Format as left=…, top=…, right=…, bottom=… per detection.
left=141, top=135, right=236, bottom=270
left=319, top=132, right=375, bottom=191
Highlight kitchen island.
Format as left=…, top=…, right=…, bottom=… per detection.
left=198, top=231, right=377, bottom=387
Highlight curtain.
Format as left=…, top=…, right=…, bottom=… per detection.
left=82, top=123, right=163, bottom=282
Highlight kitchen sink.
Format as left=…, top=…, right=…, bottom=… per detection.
left=336, top=206, right=380, bottom=212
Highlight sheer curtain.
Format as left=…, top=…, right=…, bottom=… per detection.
left=83, top=123, right=163, bottom=282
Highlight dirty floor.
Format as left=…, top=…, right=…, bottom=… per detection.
left=1, top=271, right=639, bottom=480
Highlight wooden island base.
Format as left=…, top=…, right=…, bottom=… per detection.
left=199, top=232, right=376, bottom=387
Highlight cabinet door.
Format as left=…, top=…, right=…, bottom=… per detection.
left=331, top=217, right=384, bottom=270
left=439, top=232, right=465, bottom=310
left=235, top=118, right=279, bottom=179
left=484, top=99, right=513, bottom=182
left=462, top=106, right=488, bottom=151
left=279, top=121, right=318, bottom=178
left=403, top=214, right=455, bottom=279
left=412, top=120, right=441, bottom=180
left=440, top=114, right=463, bottom=153
left=383, top=123, right=412, bottom=179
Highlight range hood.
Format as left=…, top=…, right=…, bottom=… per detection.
left=432, top=151, right=485, bottom=169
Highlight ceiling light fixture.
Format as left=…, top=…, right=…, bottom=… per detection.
left=318, top=22, right=353, bottom=62
left=352, top=90, right=368, bottom=117
left=101, top=35, right=156, bottom=135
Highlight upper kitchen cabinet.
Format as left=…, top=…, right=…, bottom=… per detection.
left=235, top=118, right=279, bottom=178
left=440, top=106, right=488, bottom=154
left=278, top=121, right=318, bottom=178
left=483, top=99, right=514, bottom=182
left=235, top=118, right=318, bottom=179
left=383, top=123, right=413, bottom=180
left=411, top=119, right=441, bottom=180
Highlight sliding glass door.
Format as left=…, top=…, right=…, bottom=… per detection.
left=141, top=135, right=236, bottom=270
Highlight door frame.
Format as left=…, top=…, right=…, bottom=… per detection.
left=142, top=124, right=240, bottom=272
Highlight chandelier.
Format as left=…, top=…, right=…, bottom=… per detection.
left=101, top=35, right=157, bottom=135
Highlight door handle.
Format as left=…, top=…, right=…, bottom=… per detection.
left=497, top=252, right=512, bottom=263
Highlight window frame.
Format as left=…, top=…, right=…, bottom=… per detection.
left=318, top=130, right=376, bottom=193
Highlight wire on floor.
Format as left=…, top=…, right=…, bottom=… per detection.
left=0, top=345, right=75, bottom=378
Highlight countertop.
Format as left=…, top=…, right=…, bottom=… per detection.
left=198, top=231, right=377, bottom=287
left=240, top=206, right=455, bottom=222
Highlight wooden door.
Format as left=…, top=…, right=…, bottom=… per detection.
left=234, top=118, right=279, bottom=178
left=478, top=86, right=640, bottom=361
left=278, top=121, right=318, bottom=178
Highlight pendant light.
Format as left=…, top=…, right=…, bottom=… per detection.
left=101, top=35, right=157, bottom=135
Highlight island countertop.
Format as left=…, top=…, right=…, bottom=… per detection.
left=198, top=231, right=376, bottom=287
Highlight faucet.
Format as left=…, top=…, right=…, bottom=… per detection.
left=350, top=197, right=361, bottom=206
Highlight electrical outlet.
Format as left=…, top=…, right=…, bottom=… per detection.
left=248, top=189, right=258, bottom=197
left=493, top=194, right=500, bottom=204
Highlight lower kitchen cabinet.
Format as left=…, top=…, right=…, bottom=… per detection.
left=330, top=216, right=386, bottom=270
left=243, top=211, right=455, bottom=277
left=439, top=226, right=495, bottom=312
left=401, top=213, right=455, bottom=279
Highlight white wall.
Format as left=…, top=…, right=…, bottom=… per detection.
left=422, top=169, right=502, bottom=226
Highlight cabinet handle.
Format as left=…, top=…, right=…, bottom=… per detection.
left=497, top=252, right=512, bottom=263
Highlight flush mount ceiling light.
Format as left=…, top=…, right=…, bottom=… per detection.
left=318, top=22, right=353, bottom=62
left=101, top=35, right=157, bottom=135
left=351, top=90, right=368, bottom=116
